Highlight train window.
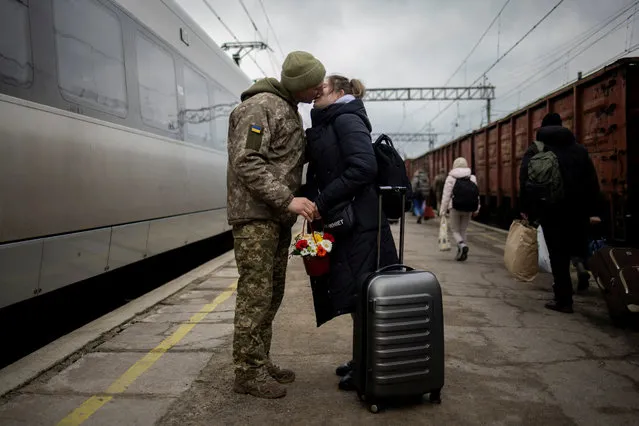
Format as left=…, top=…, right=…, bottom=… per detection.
left=210, top=86, right=238, bottom=151
left=136, top=34, right=178, bottom=132
left=53, top=0, right=127, bottom=116
left=0, top=0, right=33, bottom=87
left=182, top=65, right=212, bottom=145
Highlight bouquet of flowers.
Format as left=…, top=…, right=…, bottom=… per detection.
left=291, top=222, right=335, bottom=277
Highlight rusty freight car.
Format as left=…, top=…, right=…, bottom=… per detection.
left=406, top=58, right=638, bottom=245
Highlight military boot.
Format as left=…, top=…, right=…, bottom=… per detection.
left=266, top=360, right=296, bottom=384
left=233, top=368, right=286, bottom=399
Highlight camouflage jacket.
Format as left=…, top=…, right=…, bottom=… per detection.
left=227, top=78, right=305, bottom=227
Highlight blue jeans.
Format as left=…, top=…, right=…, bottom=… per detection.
left=413, top=199, right=424, bottom=217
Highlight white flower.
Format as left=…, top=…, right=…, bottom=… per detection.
left=300, top=248, right=309, bottom=256
left=307, top=242, right=318, bottom=256
left=320, top=240, right=332, bottom=253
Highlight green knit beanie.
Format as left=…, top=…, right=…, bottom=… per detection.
left=281, top=51, right=326, bottom=93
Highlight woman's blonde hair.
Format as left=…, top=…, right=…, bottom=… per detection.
left=327, top=75, right=366, bottom=99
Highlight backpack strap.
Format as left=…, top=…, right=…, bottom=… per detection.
left=374, top=133, right=394, bottom=148
left=533, top=141, right=545, bottom=152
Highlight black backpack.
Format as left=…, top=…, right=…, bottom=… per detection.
left=452, top=176, right=479, bottom=212
left=372, top=134, right=412, bottom=219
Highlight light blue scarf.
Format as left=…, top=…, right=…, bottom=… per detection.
left=335, top=94, right=356, bottom=104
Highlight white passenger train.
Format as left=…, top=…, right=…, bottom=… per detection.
left=0, top=0, right=251, bottom=309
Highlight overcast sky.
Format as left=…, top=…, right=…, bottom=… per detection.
left=176, top=0, right=638, bottom=158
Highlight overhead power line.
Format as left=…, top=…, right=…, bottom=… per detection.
left=498, top=8, right=639, bottom=104
left=258, top=0, right=286, bottom=61
left=200, top=0, right=268, bottom=77
left=480, top=0, right=566, bottom=79
left=443, top=0, right=512, bottom=87
left=421, top=0, right=565, bottom=131
left=405, top=0, right=511, bottom=122
left=237, top=0, right=281, bottom=73
left=454, top=0, right=639, bottom=131
left=496, top=0, right=639, bottom=97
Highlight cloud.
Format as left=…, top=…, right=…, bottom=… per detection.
left=177, top=0, right=636, bottom=158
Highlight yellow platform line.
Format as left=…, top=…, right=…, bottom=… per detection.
left=57, top=280, right=237, bottom=426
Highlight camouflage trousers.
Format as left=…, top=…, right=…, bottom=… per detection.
left=232, top=220, right=291, bottom=376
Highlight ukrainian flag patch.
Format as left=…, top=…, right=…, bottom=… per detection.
left=246, top=124, right=263, bottom=150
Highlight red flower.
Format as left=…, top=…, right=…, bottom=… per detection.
left=317, top=245, right=327, bottom=257
left=295, top=239, right=308, bottom=250
left=323, top=232, right=335, bottom=243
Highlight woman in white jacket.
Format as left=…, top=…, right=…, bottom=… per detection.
left=439, top=157, right=480, bottom=261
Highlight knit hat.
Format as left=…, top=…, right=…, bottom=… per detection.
left=541, top=112, right=562, bottom=127
left=281, top=51, right=326, bottom=93
left=453, top=157, right=468, bottom=169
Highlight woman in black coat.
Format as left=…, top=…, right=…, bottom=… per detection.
left=303, top=75, right=398, bottom=390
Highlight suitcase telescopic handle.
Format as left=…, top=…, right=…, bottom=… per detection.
left=377, top=186, right=407, bottom=269
left=378, top=186, right=408, bottom=194
left=376, top=264, right=414, bottom=274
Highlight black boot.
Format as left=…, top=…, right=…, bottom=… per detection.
left=544, top=301, right=573, bottom=314
left=335, top=360, right=353, bottom=377
left=338, top=371, right=356, bottom=391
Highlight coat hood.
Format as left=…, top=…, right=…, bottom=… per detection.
left=449, top=167, right=472, bottom=179
left=536, top=125, right=576, bottom=147
left=310, top=98, right=372, bottom=131
left=241, top=78, right=296, bottom=106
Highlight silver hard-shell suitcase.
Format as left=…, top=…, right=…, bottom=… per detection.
left=353, top=186, right=445, bottom=413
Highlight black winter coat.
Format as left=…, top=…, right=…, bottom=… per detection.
left=302, top=99, right=399, bottom=327
left=519, top=125, right=601, bottom=223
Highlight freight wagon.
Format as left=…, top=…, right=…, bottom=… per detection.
left=406, top=58, right=638, bottom=245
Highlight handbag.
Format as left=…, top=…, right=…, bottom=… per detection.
left=324, top=198, right=356, bottom=234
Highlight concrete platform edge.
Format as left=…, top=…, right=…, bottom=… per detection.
left=0, top=250, right=236, bottom=398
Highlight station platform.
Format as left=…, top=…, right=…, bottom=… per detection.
left=1, top=218, right=638, bottom=425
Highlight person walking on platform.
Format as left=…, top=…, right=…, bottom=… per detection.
left=439, top=157, right=480, bottom=261
left=302, top=75, right=399, bottom=391
left=519, top=112, right=601, bottom=314
left=433, top=168, right=446, bottom=212
left=411, top=170, right=430, bottom=223
left=227, top=51, right=326, bottom=399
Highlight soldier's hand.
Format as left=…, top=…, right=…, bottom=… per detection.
left=590, top=216, right=602, bottom=225
left=287, top=197, right=315, bottom=222
left=312, top=203, right=322, bottom=220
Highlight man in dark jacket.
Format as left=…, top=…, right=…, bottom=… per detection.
left=519, top=113, right=601, bottom=314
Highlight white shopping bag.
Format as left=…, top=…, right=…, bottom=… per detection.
left=438, top=216, right=451, bottom=251
left=537, top=225, right=552, bottom=273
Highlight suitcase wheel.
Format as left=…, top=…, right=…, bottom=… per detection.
left=369, top=404, right=380, bottom=414
left=429, top=389, right=442, bottom=404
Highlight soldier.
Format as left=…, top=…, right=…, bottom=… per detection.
left=227, top=51, right=326, bottom=399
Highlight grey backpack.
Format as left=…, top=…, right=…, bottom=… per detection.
left=526, top=141, right=564, bottom=205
